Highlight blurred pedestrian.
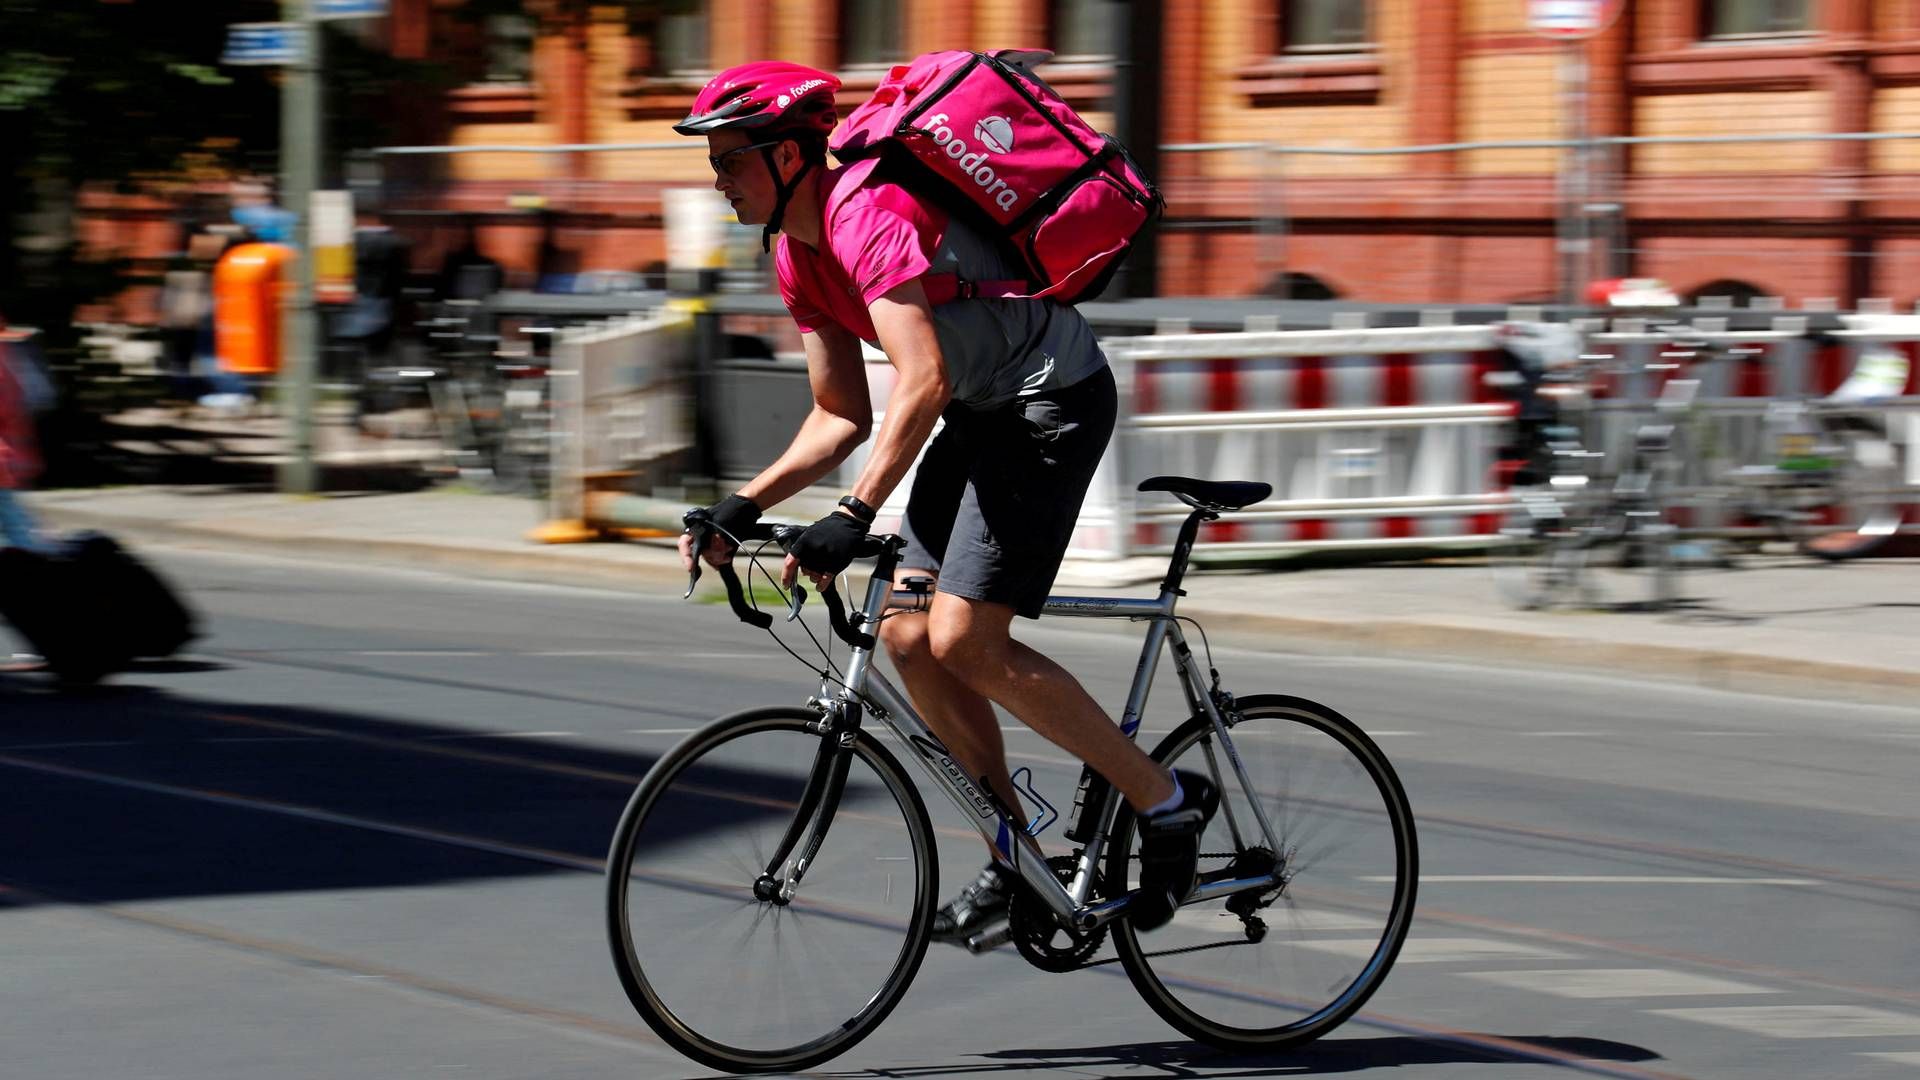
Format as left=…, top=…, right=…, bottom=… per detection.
left=0, top=315, right=51, bottom=553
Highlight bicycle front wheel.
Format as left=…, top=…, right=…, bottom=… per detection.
left=1107, top=695, right=1417, bottom=1052
left=606, top=706, right=937, bottom=1073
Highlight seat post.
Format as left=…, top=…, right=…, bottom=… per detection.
left=1159, top=508, right=1212, bottom=598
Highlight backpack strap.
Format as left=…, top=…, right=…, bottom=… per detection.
left=921, top=274, right=1033, bottom=305
left=826, top=159, right=1034, bottom=306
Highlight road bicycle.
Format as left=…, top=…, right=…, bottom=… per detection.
left=605, top=476, right=1418, bottom=1073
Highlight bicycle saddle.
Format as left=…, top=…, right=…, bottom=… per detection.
left=1137, top=476, right=1272, bottom=511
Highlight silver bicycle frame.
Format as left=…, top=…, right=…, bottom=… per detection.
left=825, top=571, right=1285, bottom=931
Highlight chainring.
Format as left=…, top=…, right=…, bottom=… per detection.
left=1007, top=854, right=1106, bottom=973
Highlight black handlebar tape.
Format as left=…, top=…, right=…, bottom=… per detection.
left=820, top=583, right=874, bottom=650
left=717, top=562, right=773, bottom=629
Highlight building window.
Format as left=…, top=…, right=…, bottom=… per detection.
left=840, top=0, right=903, bottom=67
left=1702, top=0, right=1810, bottom=38
left=1052, top=0, right=1118, bottom=60
left=1282, top=0, right=1370, bottom=53
left=651, top=4, right=709, bottom=76
left=482, top=13, right=536, bottom=84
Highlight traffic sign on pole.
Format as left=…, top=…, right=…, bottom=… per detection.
left=222, top=22, right=305, bottom=66
left=1528, top=0, right=1624, bottom=40
left=312, top=0, right=388, bottom=21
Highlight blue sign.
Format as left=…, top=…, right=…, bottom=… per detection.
left=222, top=22, right=304, bottom=66
left=312, top=0, right=389, bottom=20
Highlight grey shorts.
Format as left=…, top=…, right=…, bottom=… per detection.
left=897, top=366, right=1117, bottom=619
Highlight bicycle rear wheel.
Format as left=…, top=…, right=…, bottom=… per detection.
left=606, top=706, right=936, bottom=1073
left=1107, top=695, right=1416, bottom=1052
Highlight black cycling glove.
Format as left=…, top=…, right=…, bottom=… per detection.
left=789, top=511, right=869, bottom=578
left=699, top=493, right=762, bottom=547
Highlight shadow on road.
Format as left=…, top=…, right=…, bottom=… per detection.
left=810, top=1034, right=1664, bottom=1077
left=0, top=682, right=796, bottom=908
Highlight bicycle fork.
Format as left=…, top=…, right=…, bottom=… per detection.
left=750, top=704, right=859, bottom=905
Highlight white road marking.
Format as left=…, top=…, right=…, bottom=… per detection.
left=356, top=650, right=495, bottom=658
left=1860, top=1052, right=1920, bottom=1066
left=1297, top=937, right=1574, bottom=963
left=1173, top=908, right=1384, bottom=935
left=1464, top=969, right=1779, bottom=999
left=1368, top=875, right=1816, bottom=886
left=1649, top=1005, right=1920, bottom=1038
left=625, top=728, right=703, bottom=736
left=1521, top=731, right=1613, bottom=737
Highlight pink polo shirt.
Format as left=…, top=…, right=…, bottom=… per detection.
left=775, top=160, right=946, bottom=344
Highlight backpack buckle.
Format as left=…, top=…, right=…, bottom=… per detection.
left=954, top=278, right=977, bottom=300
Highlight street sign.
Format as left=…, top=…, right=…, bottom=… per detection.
left=1528, top=0, right=1624, bottom=40
left=312, top=0, right=389, bottom=21
left=222, top=22, right=305, bottom=66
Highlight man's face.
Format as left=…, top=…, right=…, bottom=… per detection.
left=707, top=131, right=796, bottom=226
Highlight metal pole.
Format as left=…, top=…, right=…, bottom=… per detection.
left=1112, top=0, right=1162, bottom=297
left=279, top=0, right=320, bottom=494
left=1556, top=40, right=1592, bottom=309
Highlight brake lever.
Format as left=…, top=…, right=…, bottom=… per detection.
left=788, top=583, right=807, bottom=622
left=682, top=518, right=709, bottom=599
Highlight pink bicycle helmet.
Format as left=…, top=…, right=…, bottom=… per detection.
left=675, top=62, right=840, bottom=249
left=674, top=61, right=840, bottom=137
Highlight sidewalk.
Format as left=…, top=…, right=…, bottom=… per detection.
left=25, top=485, right=1919, bottom=705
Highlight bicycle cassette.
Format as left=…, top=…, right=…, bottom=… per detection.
left=1006, top=855, right=1106, bottom=973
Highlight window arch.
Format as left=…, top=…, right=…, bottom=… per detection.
left=1686, top=279, right=1771, bottom=307
left=1262, top=271, right=1340, bottom=301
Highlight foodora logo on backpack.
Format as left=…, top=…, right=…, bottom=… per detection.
left=919, top=113, right=1021, bottom=212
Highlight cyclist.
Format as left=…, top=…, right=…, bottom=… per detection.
left=674, top=62, right=1216, bottom=943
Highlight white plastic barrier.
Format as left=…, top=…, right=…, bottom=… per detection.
left=546, top=309, right=694, bottom=529
left=846, top=317, right=1918, bottom=560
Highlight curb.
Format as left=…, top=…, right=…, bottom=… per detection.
left=37, top=505, right=1920, bottom=705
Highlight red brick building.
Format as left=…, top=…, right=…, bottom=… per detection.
left=171, top=1, right=1920, bottom=306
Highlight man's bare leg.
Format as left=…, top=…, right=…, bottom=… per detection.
left=923, top=592, right=1175, bottom=812
left=877, top=570, right=1027, bottom=839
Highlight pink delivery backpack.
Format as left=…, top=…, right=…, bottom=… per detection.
left=829, top=48, right=1164, bottom=305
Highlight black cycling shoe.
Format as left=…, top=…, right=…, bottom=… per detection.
left=1129, top=770, right=1220, bottom=932
left=930, top=862, right=1013, bottom=946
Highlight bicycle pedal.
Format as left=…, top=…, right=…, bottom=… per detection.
left=962, top=925, right=1013, bottom=954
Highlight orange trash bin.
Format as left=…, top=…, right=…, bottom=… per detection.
left=213, top=242, right=295, bottom=376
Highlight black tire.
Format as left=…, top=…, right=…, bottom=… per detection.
left=1106, top=695, right=1417, bottom=1052
left=605, top=706, right=937, bottom=1073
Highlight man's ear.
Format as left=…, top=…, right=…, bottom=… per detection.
left=777, top=138, right=808, bottom=182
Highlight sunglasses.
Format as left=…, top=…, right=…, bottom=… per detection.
left=708, top=140, right=788, bottom=179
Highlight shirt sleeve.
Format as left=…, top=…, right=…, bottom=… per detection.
left=839, top=206, right=934, bottom=307
left=774, top=240, right=827, bottom=333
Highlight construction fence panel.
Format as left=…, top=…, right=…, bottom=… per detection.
left=546, top=308, right=694, bottom=530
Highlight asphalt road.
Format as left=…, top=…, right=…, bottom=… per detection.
left=3, top=547, right=1917, bottom=1080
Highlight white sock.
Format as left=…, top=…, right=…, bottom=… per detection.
left=1141, top=774, right=1184, bottom=817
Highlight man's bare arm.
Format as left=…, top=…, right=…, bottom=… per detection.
left=846, top=278, right=951, bottom=510
left=735, top=321, right=872, bottom=510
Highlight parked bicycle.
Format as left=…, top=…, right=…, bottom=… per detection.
left=1487, top=324, right=1688, bottom=611
left=1488, top=322, right=1911, bottom=610
left=605, top=476, right=1418, bottom=1073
